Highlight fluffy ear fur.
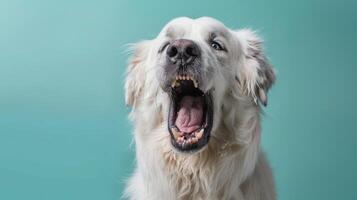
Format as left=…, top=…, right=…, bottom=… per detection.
left=234, top=29, right=275, bottom=106
left=125, top=40, right=151, bottom=107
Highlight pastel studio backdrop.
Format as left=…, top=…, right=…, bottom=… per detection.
left=0, top=0, right=356, bottom=199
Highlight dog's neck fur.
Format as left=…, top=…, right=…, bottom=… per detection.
left=128, top=93, right=262, bottom=200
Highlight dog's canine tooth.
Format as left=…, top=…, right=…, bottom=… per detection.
left=171, top=127, right=182, bottom=139
left=193, top=80, right=198, bottom=88
left=196, top=129, right=204, bottom=139
left=171, top=80, right=176, bottom=88
left=192, top=137, right=198, bottom=143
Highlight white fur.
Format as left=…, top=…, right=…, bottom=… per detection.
left=124, top=17, right=276, bottom=200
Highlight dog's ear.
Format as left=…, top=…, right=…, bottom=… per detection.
left=125, top=40, right=151, bottom=107
left=233, top=29, right=275, bottom=106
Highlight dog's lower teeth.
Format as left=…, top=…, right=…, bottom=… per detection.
left=171, top=127, right=182, bottom=139
left=175, top=131, right=203, bottom=145
left=195, top=129, right=204, bottom=139
left=177, top=136, right=184, bottom=143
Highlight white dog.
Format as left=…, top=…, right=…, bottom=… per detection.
left=124, top=17, right=276, bottom=200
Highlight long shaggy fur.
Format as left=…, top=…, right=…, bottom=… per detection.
left=124, top=17, right=276, bottom=200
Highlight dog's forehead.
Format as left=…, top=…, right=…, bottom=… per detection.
left=159, top=17, right=229, bottom=39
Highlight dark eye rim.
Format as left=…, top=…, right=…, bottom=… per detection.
left=210, top=40, right=226, bottom=51
left=159, top=42, right=170, bottom=53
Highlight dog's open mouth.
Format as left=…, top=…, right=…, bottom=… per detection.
left=168, top=74, right=213, bottom=152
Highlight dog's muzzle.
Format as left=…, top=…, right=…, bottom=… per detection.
left=163, top=40, right=213, bottom=153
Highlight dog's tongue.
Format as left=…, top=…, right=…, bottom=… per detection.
left=175, top=96, right=204, bottom=133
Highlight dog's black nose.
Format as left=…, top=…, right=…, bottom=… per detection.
left=166, top=39, right=200, bottom=65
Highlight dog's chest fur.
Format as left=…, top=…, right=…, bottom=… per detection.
left=160, top=127, right=244, bottom=200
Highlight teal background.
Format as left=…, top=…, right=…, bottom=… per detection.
left=1, top=0, right=356, bottom=199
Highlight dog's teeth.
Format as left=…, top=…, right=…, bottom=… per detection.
left=192, top=137, right=198, bottom=143
left=193, top=80, right=198, bottom=88
left=195, top=129, right=204, bottom=139
left=177, top=136, right=184, bottom=143
left=171, top=127, right=182, bottom=139
left=171, top=80, right=176, bottom=88
left=188, top=138, right=192, bottom=144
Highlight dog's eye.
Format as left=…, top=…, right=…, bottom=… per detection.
left=159, top=42, right=170, bottom=53
left=210, top=41, right=224, bottom=51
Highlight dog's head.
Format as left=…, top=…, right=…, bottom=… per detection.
left=125, top=17, right=275, bottom=153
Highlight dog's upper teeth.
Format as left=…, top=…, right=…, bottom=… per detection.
left=193, top=80, right=198, bottom=88
left=171, top=74, right=199, bottom=88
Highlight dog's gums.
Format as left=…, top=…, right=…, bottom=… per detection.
left=168, top=76, right=213, bottom=152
